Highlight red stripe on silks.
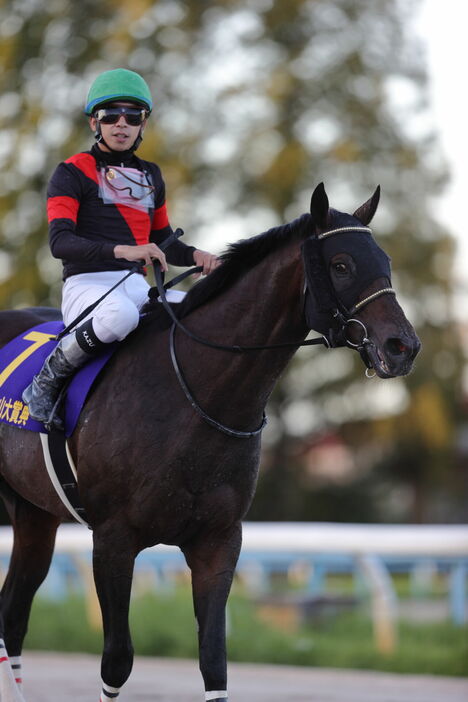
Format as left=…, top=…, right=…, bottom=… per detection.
left=0, top=656, right=9, bottom=663
left=116, top=204, right=151, bottom=246
left=65, top=153, right=99, bottom=184
left=152, top=203, right=169, bottom=230
left=15, top=678, right=22, bottom=684
left=47, top=196, right=79, bottom=223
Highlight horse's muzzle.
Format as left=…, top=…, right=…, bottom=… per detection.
left=365, top=333, right=421, bottom=378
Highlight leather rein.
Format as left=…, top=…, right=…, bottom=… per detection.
left=153, top=227, right=395, bottom=439
left=155, top=265, right=321, bottom=439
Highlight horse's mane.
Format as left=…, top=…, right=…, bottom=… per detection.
left=142, top=213, right=312, bottom=324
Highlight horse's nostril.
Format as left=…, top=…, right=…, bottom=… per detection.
left=385, top=338, right=408, bottom=357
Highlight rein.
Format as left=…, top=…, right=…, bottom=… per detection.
left=154, top=266, right=329, bottom=354
left=169, top=323, right=268, bottom=439
left=154, top=266, right=327, bottom=440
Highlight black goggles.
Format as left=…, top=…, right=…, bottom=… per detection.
left=94, top=106, right=148, bottom=126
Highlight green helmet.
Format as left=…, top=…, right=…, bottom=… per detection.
left=85, top=68, right=153, bottom=115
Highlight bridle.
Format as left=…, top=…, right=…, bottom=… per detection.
left=317, top=225, right=394, bottom=316
left=152, top=225, right=396, bottom=438
left=303, top=225, right=395, bottom=374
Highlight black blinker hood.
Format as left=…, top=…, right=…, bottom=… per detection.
left=302, top=237, right=346, bottom=346
left=301, top=228, right=392, bottom=347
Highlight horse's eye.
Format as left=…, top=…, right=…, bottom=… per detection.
left=333, top=262, right=348, bottom=275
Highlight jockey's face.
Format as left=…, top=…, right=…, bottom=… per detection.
left=89, top=101, right=147, bottom=152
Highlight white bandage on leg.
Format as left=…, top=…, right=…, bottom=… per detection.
left=9, top=657, right=22, bottom=690
left=205, top=692, right=228, bottom=701
left=100, top=681, right=120, bottom=701
left=0, top=640, right=26, bottom=702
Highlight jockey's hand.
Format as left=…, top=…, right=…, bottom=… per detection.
left=114, top=243, right=168, bottom=271
left=193, top=249, right=221, bottom=278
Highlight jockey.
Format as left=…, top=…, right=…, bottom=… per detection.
left=23, top=68, right=219, bottom=430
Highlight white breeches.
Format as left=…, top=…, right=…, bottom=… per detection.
left=62, top=271, right=185, bottom=344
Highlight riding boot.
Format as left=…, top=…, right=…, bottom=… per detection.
left=22, top=319, right=107, bottom=431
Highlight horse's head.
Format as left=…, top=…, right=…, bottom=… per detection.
left=303, top=183, right=420, bottom=378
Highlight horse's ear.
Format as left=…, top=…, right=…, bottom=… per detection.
left=310, top=182, right=329, bottom=231
left=353, top=185, right=381, bottom=225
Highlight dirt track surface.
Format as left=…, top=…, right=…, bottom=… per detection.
left=21, top=651, right=468, bottom=702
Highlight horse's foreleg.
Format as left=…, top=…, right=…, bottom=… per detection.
left=92, top=526, right=137, bottom=702
left=0, top=490, right=59, bottom=701
left=182, top=522, right=242, bottom=702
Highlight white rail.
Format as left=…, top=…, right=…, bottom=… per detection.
left=241, top=522, right=468, bottom=557
left=1, top=522, right=466, bottom=556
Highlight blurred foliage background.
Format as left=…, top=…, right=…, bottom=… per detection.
left=0, top=0, right=466, bottom=524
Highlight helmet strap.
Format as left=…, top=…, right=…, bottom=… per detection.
left=93, top=123, right=105, bottom=145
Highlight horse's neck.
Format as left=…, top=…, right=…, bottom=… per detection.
left=179, top=240, right=307, bottom=409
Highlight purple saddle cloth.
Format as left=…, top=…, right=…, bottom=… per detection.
left=0, top=321, right=115, bottom=436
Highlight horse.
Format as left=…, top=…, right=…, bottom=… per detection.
left=0, top=183, right=420, bottom=701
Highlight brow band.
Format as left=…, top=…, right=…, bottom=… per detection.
left=318, top=226, right=373, bottom=239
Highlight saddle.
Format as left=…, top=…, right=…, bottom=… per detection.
left=0, top=320, right=116, bottom=437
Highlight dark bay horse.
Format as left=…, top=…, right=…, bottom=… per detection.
left=0, top=184, right=420, bottom=701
